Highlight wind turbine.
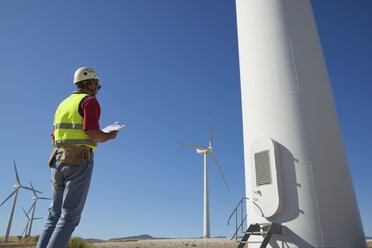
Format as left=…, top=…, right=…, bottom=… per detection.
left=27, top=182, right=51, bottom=236
left=0, top=161, right=42, bottom=243
left=178, top=118, right=229, bottom=239
left=21, top=207, right=42, bottom=238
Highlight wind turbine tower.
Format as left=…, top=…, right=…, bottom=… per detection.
left=235, top=0, right=366, bottom=247
left=178, top=119, right=229, bottom=238
left=0, top=161, right=42, bottom=243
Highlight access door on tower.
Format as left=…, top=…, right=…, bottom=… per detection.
left=250, top=137, right=282, bottom=218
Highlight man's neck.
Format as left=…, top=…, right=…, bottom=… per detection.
left=76, top=89, right=94, bottom=96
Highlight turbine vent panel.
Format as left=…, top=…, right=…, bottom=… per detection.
left=250, top=137, right=282, bottom=218
left=255, top=150, right=272, bottom=186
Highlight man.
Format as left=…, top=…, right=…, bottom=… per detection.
left=37, top=67, right=118, bottom=248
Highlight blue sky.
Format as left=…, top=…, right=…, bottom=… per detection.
left=0, top=0, right=371, bottom=240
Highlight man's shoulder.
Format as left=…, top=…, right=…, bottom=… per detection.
left=81, top=96, right=100, bottom=110
left=82, top=96, right=99, bottom=104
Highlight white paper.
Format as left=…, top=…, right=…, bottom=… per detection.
left=102, top=121, right=125, bottom=133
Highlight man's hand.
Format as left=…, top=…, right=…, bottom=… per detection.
left=87, top=129, right=119, bottom=143
left=108, top=130, right=118, bottom=140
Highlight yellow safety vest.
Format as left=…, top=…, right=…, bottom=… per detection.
left=53, top=91, right=97, bottom=150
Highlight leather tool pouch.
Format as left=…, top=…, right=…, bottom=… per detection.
left=49, top=147, right=91, bottom=167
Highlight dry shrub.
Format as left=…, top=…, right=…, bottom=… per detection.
left=113, top=239, right=137, bottom=243
left=67, top=237, right=96, bottom=248
left=367, top=240, right=372, bottom=248
left=33, top=235, right=40, bottom=243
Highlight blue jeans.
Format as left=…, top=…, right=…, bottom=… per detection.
left=37, top=152, right=94, bottom=248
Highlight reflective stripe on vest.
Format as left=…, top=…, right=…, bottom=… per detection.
left=54, top=123, right=84, bottom=130
left=53, top=92, right=97, bottom=150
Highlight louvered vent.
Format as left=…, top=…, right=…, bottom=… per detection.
left=255, top=150, right=272, bottom=186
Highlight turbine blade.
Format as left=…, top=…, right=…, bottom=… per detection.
left=27, top=202, right=36, bottom=215
left=20, top=185, right=43, bottom=194
left=30, top=181, right=38, bottom=197
left=177, top=143, right=207, bottom=150
left=22, top=207, right=29, bottom=218
left=209, top=117, right=216, bottom=147
left=13, top=160, right=21, bottom=184
left=38, top=197, right=52, bottom=200
left=210, top=152, right=230, bottom=192
left=0, top=190, right=17, bottom=207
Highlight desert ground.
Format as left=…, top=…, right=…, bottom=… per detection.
left=93, top=238, right=238, bottom=248
left=94, top=239, right=372, bottom=248
left=0, top=237, right=370, bottom=248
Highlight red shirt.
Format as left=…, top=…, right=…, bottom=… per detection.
left=81, top=96, right=101, bottom=130
left=52, top=96, right=101, bottom=141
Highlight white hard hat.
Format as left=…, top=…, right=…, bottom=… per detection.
left=73, top=67, right=100, bottom=84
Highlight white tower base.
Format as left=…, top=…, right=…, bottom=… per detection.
left=203, top=153, right=210, bottom=239
left=3, top=190, right=18, bottom=243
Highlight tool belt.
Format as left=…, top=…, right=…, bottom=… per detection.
left=49, top=146, right=92, bottom=167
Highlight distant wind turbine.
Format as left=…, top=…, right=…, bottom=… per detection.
left=178, top=118, right=229, bottom=239
left=0, top=161, right=42, bottom=243
left=27, top=182, right=51, bottom=236
left=21, top=207, right=42, bottom=238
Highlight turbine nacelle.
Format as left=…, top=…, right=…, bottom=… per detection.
left=196, top=147, right=212, bottom=154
